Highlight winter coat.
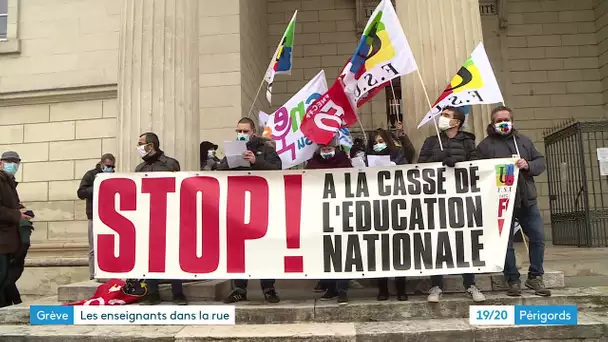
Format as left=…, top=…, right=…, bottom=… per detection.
left=77, top=164, right=103, bottom=220
left=305, top=151, right=352, bottom=169
left=217, top=136, right=282, bottom=171
left=418, top=131, right=477, bottom=165
left=0, top=170, right=22, bottom=254
left=476, top=124, right=545, bottom=204
left=201, top=157, right=221, bottom=171
left=135, top=151, right=181, bottom=172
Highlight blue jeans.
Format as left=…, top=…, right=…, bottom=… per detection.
left=504, top=202, right=545, bottom=285
left=146, top=280, right=184, bottom=297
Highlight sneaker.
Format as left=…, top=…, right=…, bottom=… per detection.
left=466, top=285, right=486, bottom=302
left=506, top=283, right=522, bottom=297
left=172, top=293, right=188, bottom=305
left=223, top=289, right=247, bottom=304
left=348, top=280, right=364, bottom=289
left=264, top=288, right=280, bottom=304
left=320, top=289, right=338, bottom=301
left=313, top=281, right=326, bottom=293
left=427, top=286, right=442, bottom=303
left=337, top=291, right=348, bottom=305
left=142, top=292, right=162, bottom=305
left=525, top=277, right=552, bottom=297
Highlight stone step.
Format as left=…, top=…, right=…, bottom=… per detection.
left=4, top=287, right=607, bottom=326
left=57, top=270, right=565, bottom=303
left=0, top=312, right=606, bottom=341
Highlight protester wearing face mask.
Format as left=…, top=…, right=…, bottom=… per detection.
left=417, top=106, right=485, bottom=303
left=305, top=136, right=352, bottom=305
left=135, top=132, right=181, bottom=172
left=477, top=106, right=550, bottom=298
left=365, top=129, right=408, bottom=301
left=367, top=128, right=408, bottom=165
left=199, top=141, right=220, bottom=171
left=133, top=133, right=186, bottom=305
left=217, top=117, right=282, bottom=171
left=219, top=118, right=281, bottom=304
left=418, top=106, right=477, bottom=166
left=0, top=151, right=32, bottom=308
left=77, top=153, right=116, bottom=281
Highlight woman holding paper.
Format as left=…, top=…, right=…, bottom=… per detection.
left=305, top=137, right=352, bottom=305
left=366, top=129, right=409, bottom=301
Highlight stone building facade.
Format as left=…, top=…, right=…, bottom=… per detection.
left=0, top=0, right=607, bottom=298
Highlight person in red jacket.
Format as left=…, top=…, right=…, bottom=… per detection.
left=305, top=137, right=352, bottom=305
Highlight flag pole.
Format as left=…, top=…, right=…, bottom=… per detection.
left=246, top=78, right=267, bottom=121
left=414, top=69, right=444, bottom=151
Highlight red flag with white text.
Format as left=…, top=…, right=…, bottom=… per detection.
left=300, top=78, right=358, bottom=145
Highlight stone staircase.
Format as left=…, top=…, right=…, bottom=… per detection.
left=1, top=271, right=608, bottom=341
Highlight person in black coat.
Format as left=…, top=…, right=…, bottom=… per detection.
left=220, top=117, right=282, bottom=305
left=476, top=106, right=550, bottom=298
left=77, top=153, right=116, bottom=280
left=199, top=141, right=220, bottom=171
left=417, top=106, right=485, bottom=303
left=135, top=133, right=186, bottom=306
left=305, top=137, right=352, bottom=305
left=135, top=133, right=181, bottom=172
left=418, top=107, right=477, bottom=166
left=366, top=129, right=408, bottom=301
left=217, top=118, right=282, bottom=172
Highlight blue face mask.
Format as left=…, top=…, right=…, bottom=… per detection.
left=237, top=133, right=250, bottom=142
left=102, top=166, right=114, bottom=173
left=373, top=143, right=387, bottom=152
left=2, top=162, right=18, bottom=175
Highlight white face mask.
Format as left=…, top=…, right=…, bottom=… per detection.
left=438, top=116, right=453, bottom=131
left=137, top=145, right=148, bottom=158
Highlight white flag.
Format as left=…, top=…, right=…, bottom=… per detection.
left=340, top=0, right=418, bottom=103
left=417, top=43, right=504, bottom=128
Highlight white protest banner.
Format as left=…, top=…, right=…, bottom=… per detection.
left=417, top=43, right=504, bottom=128
left=93, top=159, right=518, bottom=279
left=262, top=70, right=328, bottom=169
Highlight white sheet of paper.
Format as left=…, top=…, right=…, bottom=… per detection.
left=351, top=156, right=367, bottom=168
left=224, top=141, right=250, bottom=169
left=597, top=148, right=608, bottom=161
left=600, top=161, right=608, bottom=176
left=367, top=155, right=391, bottom=167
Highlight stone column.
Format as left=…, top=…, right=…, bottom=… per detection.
left=117, top=0, right=200, bottom=172
left=397, top=0, right=491, bottom=154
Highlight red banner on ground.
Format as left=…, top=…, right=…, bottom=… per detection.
left=64, top=279, right=147, bottom=306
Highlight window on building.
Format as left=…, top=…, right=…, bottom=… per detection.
left=0, top=0, right=7, bottom=40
